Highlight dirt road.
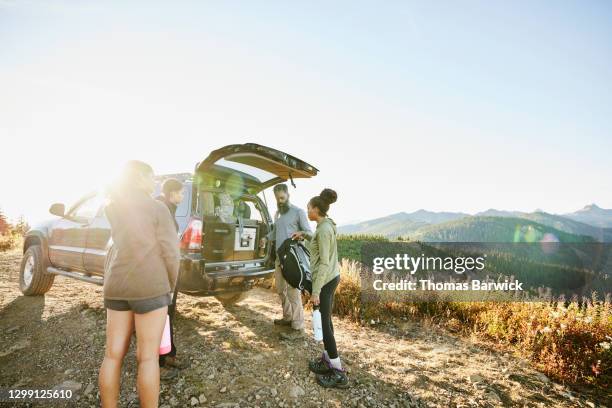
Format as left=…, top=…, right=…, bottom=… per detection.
left=0, top=248, right=606, bottom=407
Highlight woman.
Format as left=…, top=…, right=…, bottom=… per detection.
left=294, top=188, right=349, bottom=388
left=99, top=160, right=180, bottom=408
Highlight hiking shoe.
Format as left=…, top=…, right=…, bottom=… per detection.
left=160, top=366, right=178, bottom=381
left=316, top=368, right=349, bottom=389
left=162, top=356, right=189, bottom=370
left=308, top=355, right=332, bottom=375
left=278, top=328, right=305, bottom=340
left=273, top=318, right=292, bottom=326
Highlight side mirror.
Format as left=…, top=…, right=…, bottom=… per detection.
left=49, top=203, right=65, bottom=217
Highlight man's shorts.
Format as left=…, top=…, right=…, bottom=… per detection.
left=104, top=293, right=173, bottom=314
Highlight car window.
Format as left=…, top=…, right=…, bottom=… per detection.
left=197, top=190, right=265, bottom=223
left=235, top=200, right=262, bottom=222
left=198, top=190, right=216, bottom=216
left=154, top=181, right=190, bottom=217
left=175, top=190, right=189, bottom=217
left=72, top=194, right=105, bottom=221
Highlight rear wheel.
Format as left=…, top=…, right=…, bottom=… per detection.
left=215, top=291, right=248, bottom=306
left=20, top=245, right=55, bottom=296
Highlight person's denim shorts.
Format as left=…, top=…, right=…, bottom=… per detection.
left=104, top=293, right=173, bottom=314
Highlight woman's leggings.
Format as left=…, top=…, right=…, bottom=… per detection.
left=319, top=275, right=341, bottom=359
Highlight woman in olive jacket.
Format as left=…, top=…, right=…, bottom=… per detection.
left=99, top=160, right=180, bottom=408
left=294, top=188, right=348, bottom=389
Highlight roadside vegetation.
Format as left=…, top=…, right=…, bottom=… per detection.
left=335, top=235, right=612, bottom=390
left=0, top=209, right=27, bottom=252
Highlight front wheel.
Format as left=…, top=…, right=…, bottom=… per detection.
left=20, top=245, right=55, bottom=296
left=215, top=291, right=248, bottom=306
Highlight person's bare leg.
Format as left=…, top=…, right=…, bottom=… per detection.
left=134, top=306, right=167, bottom=408
left=99, top=309, right=134, bottom=408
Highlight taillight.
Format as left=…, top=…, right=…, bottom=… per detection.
left=181, top=218, right=203, bottom=251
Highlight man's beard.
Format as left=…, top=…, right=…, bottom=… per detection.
left=278, top=201, right=290, bottom=214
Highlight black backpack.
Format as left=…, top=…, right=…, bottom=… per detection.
left=277, top=238, right=312, bottom=294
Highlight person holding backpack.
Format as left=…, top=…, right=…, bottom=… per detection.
left=266, top=183, right=312, bottom=340
left=292, top=188, right=348, bottom=388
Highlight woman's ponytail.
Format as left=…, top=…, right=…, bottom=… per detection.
left=309, top=188, right=338, bottom=216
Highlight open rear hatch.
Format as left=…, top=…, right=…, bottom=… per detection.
left=196, top=143, right=318, bottom=266
left=197, top=143, right=318, bottom=193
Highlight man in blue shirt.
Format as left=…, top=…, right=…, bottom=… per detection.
left=266, top=183, right=312, bottom=338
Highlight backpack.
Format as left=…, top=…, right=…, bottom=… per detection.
left=277, top=238, right=312, bottom=294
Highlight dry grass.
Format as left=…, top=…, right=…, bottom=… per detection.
left=0, top=233, right=22, bottom=252
left=262, top=244, right=611, bottom=388
left=332, top=259, right=612, bottom=389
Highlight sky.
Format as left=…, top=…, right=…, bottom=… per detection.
left=1, top=0, right=611, bottom=226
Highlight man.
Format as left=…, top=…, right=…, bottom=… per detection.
left=265, top=183, right=313, bottom=340
left=156, top=178, right=187, bottom=380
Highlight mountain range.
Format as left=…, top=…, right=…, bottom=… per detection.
left=338, top=204, right=612, bottom=242
left=562, top=204, right=612, bottom=228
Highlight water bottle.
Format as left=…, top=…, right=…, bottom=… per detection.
left=159, top=315, right=171, bottom=355
left=312, top=306, right=323, bottom=342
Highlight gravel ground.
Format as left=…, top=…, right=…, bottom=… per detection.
left=0, top=248, right=608, bottom=407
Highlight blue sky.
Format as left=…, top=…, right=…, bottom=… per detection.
left=1, top=1, right=611, bottom=225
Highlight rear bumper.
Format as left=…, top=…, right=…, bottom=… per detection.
left=177, top=255, right=274, bottom=296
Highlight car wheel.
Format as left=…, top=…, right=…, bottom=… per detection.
left=215, top=291, right=248, bottom=306
left=19, top=245, right=55, bottom=296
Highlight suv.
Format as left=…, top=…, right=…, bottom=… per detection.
left=19, top=143, right=318, bottom=305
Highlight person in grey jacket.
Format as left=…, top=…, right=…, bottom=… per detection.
left=265, top=183, right=312, bottom=339
left=99, top=161, right=180, bottom=408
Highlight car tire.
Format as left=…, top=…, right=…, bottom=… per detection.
left=19, top=245, right=55, bottom=296
left=215, top=291, right=248, bottom=306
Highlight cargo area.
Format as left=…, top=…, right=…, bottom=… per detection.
left=198, top=189, right=270, bottom=264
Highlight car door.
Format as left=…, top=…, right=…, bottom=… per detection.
left=48, top=193, right=104, bottom=272
left=83, top=205, right=112, bottom=276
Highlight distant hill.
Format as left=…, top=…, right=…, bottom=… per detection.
left=563, top=204, right=612, bottom=228
left=475, top=209, right=612, bottom=242
left=475, top=209, right=523, bottom=218
left=339, top=204, right=612, bottom=242
left=402, top=209, right=469, bottom=224
left=519, top=211, right=612, bottom=242
left=338, top=210, right=467, bottom=237
left=409, top=216, right=595, bottom=243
